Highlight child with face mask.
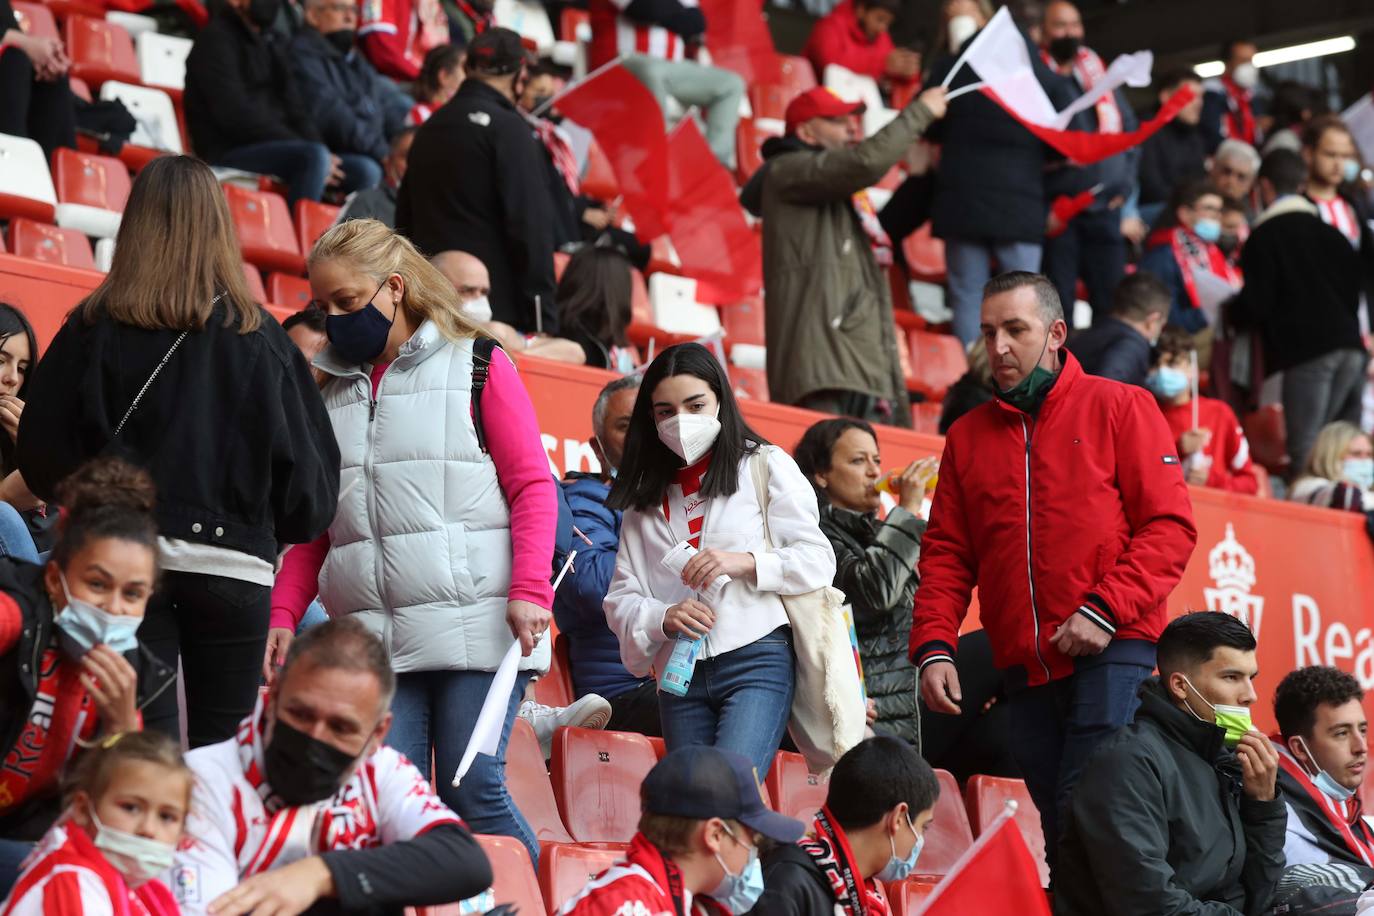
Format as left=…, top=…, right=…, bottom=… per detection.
left=1146, top=327, right=1259, bottom=494
left=2, top=731, right=190, bottom=915
left=558, top=746, right=805, bottom=916
left=605, top=344, right=837, bottom=779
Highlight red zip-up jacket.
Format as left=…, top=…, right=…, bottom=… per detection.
left=910, top=352, right=1197, bottom=688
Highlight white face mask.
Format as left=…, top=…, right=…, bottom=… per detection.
left=948, top=14, right=977, bottom=50
left=1231, top=62, right=1259, bottom=91
left=460, top=296, right=493, bottom=324
left=88, top=805, right=177, bottom=887
left=657, top=409, right=721, bottom=466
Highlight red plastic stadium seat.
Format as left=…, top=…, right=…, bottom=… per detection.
left=52, top=147, right=131, bottom=213
left=558, top=6, right=587, bottom=40
left=268, top=272, right=312, bottom=310
left=581, top=140, right=618, bottom=202
left=630, top=268, right=652, bottom=325
left=646, top=736, right=666, bottom=759
left=720, top=297, right=765, bottom=348
left=749, top=55, right=818, bottom=121
left=225, top=184, right=305, bottom=276
left=294, top=198, right=339, bottom=256
left=911, top=400, right=942, bottom=436
left=550, top=728, right=658, bottom=843
left=1252, top=464, right=1273, bottom=499
left=65, top=15, right=140, bottom=89
left=539, top=842, right=627, bottom=915
left=915, top=769, right=975, bottom=878
left=906, top=329, right=968, bottom=401
left=731, top=366, right=770, bottom=402
left=241, top=262, right=266, bottom=303
left=476, top=834, right=543, bottom=914
left=553, top=250, right=571, bottom=282
left=964, top=775, right=1048, bottom=887
left=1242, top=404, right=1289, bottom=478
left=886, top=876, right=940, bottom=916
left=506, top=717, right=574, bottom=845
left=13, top=2, right=59, bottom=41
left=902, top=224, right=947, bottom=284
left=68, top=76, right=93, bottom=103
left=41, top=0, right=105, bottom=23
left=533, top=632, right=574, bottom=709
left=735, top=119, right=768, bottom=185
left=8, top=218, right=96, bottom=269
left=764, top=751, right=827, bottom=822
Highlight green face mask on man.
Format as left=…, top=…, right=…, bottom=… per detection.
left=997, top=330, right=1056, bottom=413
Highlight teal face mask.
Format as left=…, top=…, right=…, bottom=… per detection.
left=997, top=331, right=1056, bottom=413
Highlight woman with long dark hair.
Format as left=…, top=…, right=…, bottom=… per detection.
left=16, top=155, right=340, bottom=749
left=557, top=245, right=635, bottom=372
left=604, top=343, right=835, bottom=777
left=0, top=303, right=41, bottom=561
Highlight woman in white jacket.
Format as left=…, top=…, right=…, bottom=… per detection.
left=605, top=343, right=836, bottom=777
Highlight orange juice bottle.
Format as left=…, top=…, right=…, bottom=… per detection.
left=875, top=468, right=938, bottom=495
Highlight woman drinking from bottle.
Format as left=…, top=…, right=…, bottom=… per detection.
left=604, top=343, right=835, bottom=778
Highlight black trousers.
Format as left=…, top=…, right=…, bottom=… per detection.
left=0, top=48, right=76, bottom=160
left=1043, top=208, right=1127, bottom=325
left=606, top=679, right=663, bottom=737
left=137, top=570, right=272, bottom=748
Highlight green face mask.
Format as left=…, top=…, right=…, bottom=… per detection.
left=1181, top=675, right=1253, bottom=749
left=997, top=330, right=1056, bottom=413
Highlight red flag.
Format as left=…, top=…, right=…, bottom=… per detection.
left=698, top=0, right=780, bottom=86
left=987, top=83, right=1199, bottom=166
left=917, top=807, right=1051, bottom=915
left=553, top=64, right=672, bottom=239
left=1048, top=187, right=1098, bottom=236
left=664, top=117, right=762, bottom=304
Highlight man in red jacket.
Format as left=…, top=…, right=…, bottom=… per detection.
left=802, top=0, right=919, bottom=92
left=911, top=271, right=1197, bottom=879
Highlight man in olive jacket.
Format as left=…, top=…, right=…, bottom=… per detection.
left=740, top=85, right=947, bottom=428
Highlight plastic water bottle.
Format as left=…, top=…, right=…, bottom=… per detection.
left=659, top=634, right=702, bottom=696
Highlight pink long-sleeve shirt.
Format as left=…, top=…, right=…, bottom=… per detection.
left=270, top=347, right=555, bottom=631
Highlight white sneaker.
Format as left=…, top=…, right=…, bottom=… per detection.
left=519, top=694, right=613, bottom=758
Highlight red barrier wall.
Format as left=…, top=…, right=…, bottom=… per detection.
left=5, top=254, right=1371, bottom=732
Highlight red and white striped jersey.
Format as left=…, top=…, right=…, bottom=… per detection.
left=1315, top=195, right=1362, bottom=248
left=166, top=694, right=460, bottom=915
left=588, top=0, right=698, bottom=70
left=3, top=823, right=180, bottom=916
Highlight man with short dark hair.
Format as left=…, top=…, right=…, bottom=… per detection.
left=802, top=0, right=920, bottom=90
left=171, top=618, right=492, bottom=915
left=1202, top=39, right=1262, bottom=151
left=1067, top=270, right=1169, bottom=387
left=1056, top=611, right=1285, bottom=915
left=397, top=27, right=558, bottom=334
left=752, top=737, right=939, bottom=915
left=912, top=271, right=1197, bottom=880
left=1138, top=69, right=1207, bottom=222
left=1272, top=666, right=1373, bottom=868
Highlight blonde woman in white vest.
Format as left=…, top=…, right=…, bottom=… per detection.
left=269, top=219, right=556, bottom=865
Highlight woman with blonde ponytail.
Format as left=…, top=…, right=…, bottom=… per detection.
left=270, top=218, right=557, bottom=864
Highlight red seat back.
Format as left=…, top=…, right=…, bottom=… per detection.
left=885, top=876, right=940, bottom=916
left=294, top=198, right=340, bottom=256
left=764, top=750, right=827, bottom=822
left=911, top=400, right=942, bottom=436
left=550, top=727, right=657, bottom=843
left=915, top=769, right=974, bottom=878
left=749, top=55, right=818, bottom=121
left=731, top=366, right=770, bottom=402
left=539, top=842, right=627, bottom=915
left=964, top=775, right=1048, bottom=887
left=268, top=272, right=312, bottom=310
left=52, top=148, right=132, bottom=212
left=902, top=224, right=947, bottom=284
left=65, top=15, right=140, bottom=88
left=13, top=2, right=59, bottom=41
left=506, top=717, right=574, bottom=845
left=553, top=250, right=571, bottom=283
left=720, top=297, right=765, bottom=348
left=532, top=632, right=574, bottom=709
left=8, top=219, right=96, bottom=270
left=224, top=184, right=304, bottom=276
left=1242, top=404, right=1289, bottom=477
left=475, top=834, right=543, bottom=914
left=559, top=6, right=588, bottom=40
left=906, top=329, right=968, bottom=401
left=241, top=262, right=266, bottom=303
left=630, top=268, right=652, bottom=325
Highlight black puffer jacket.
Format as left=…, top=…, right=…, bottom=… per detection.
left=1056, top=679, right=1287, bottom=915
left=819, top=503, right=924, bottom=747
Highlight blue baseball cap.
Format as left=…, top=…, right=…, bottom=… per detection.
left=641, top=746, right=806, bottom=843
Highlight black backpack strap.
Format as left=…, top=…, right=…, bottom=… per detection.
left=470, top=337, right=499, bottom=453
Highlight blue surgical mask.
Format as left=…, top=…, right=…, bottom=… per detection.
left=1342, top=159, right=1361, bottom=184
left=877, top=813, right=923, bottom=882
left=1193, top=218, right=1222, bottom=243
left=325, top=280, right=394, bottom=365
left=711, top=828, right=764, bottom=913
left=53, top=572, right=141, bottom=659
left=1145, top=366, right=1189, bottom=399
left=1296, top=736, right=1357, bottom=802
left=1343, top=457, right=1374, bottom=492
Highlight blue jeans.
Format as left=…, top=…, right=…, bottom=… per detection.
left=658, top=626, right=795, bottom=779
left=216, top=140, right=332, bottom=206
left=0, top=502, right=38, bottom=563
left=1005, top=659, right=1152, bottom=877
left=386, top=669, right=537, bottom=865
left=0, top=839, right=33, bottom=899
left=944, top=238, right=1043, bottom=344
left=336, top=153, right=382, bottom=194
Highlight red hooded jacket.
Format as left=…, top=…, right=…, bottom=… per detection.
left=910, top=351, right=1197, bottom=688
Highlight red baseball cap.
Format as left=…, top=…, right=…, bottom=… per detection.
left=784, top=87, right=866, bottom=135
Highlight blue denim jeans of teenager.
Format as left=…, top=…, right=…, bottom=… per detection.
left=0, top=502, right=38, bottom=563
left=1005, top=660, right=1152, bottom=878
left=944, top=238, right=1043, bottom=344
left=335, top=153, right=382, bottom=195
left=658, top=626, right=795, bottom=779
left=216, top=140, right=332, bottom=206
left=0, top=839, right=33, bottom=900
left=386, top=668, right=537, bottom=865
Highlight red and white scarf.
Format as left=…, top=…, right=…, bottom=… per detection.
left=525, top=113, right=581, bottom=197
left=453, top=0, right=491, bottom=33
left=1219, top=76, right=1256, bottom=146
left=852, top=190, right=893, bottom=267
left=1040, top=46, right=1121, bottom=133
left=1315, top=195, right=1362, bottom=248
left=663, top=453, right=711, bottom=549
left=1276, top=746, right=1374, bottom=868
left=1154, top=226, right=1242, bottom=312
left=799, top=807, right=892, bottom=916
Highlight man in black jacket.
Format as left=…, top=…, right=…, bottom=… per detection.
left=289, top=0, right=412, bottom=189
left=1067, top=270, right=1168, bottom=387
left=750, top=737, right=938, bottom=916
left=1138, top=69, right=1207, bottom=225
left=396, top=27, right=559, bottom=334
left=1055, top=612, right=1285, bottom=915
left=185, top=0, right=353, bottom=205
left=1231, top=148, right=1368, bottom=475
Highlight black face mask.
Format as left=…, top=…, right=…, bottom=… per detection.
left=324, top=28, right=356, bottom=54
left=527, top=94, right=553, bottom=113
left=263, top=718, right=360, bottom=806
left=247, top=0, right=281, bottom=28
left=1047, top=35, right=1081, bottom=64
left=1217, top=232, right=1241, bottom=254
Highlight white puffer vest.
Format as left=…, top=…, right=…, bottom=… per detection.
left=315, top=321, right=548, bottom=674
